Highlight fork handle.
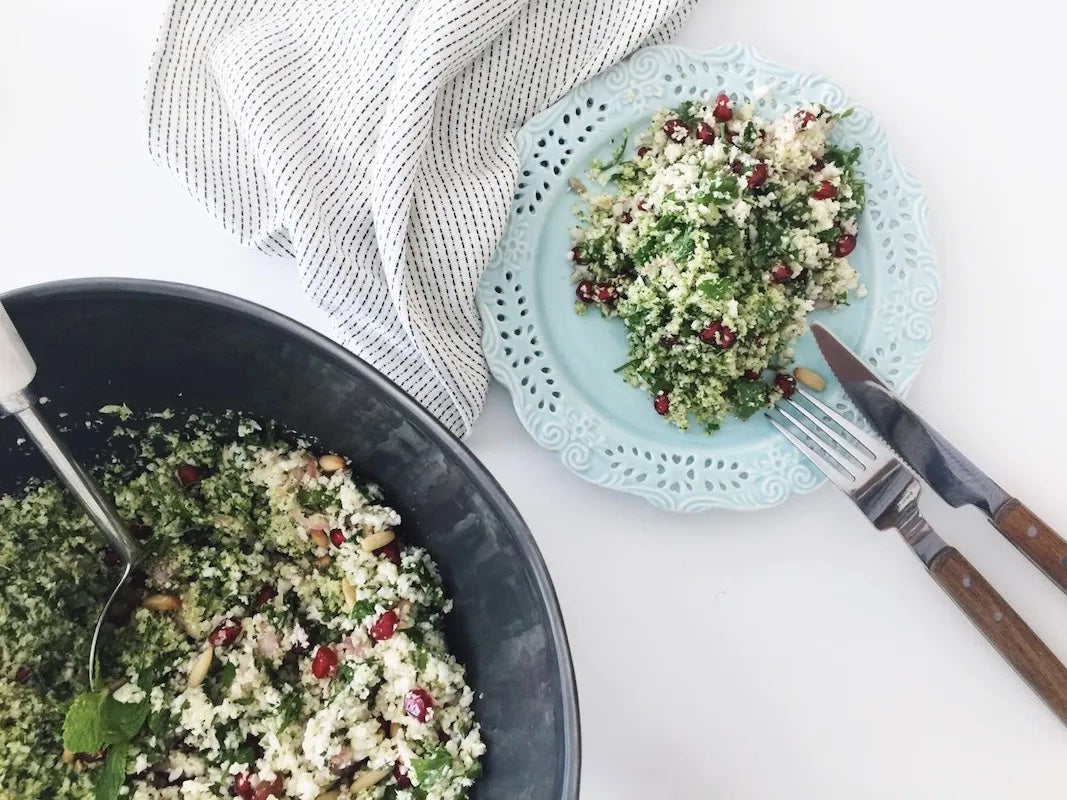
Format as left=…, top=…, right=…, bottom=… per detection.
left=929, top=547, right=1067, bottom=724
left=992, top=499, right=1067, bottom=596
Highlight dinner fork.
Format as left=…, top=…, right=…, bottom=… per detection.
left=768, top=387, right=1067, bottom=725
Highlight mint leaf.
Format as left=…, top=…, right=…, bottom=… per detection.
left=410, top=747, right=452, bottom=786
left=697, top=278, right=733, bottom=300
left=225, top=744, right=256, bottom=766
left=732, top=380, right=769, bottom=421
left=146, top=707, right=170, bottom=737
left=278, top=692, right=303, bottom=728
left=220, top=662, right=237, bottom=691
left=100, top=695, right=149, bottom=744
left=63, top=691, right=106, bottom=754
left=95, top=740, right=128, bottom=800
left=349, top=599, right=375, bottom=620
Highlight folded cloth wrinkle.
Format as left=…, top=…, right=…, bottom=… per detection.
left=147, top=0, right=695, bottom=436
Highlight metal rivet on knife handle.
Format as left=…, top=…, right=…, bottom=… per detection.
left=930, top=546, right=1067, bottom=725
left=993, top=499, right=1067, bottom=596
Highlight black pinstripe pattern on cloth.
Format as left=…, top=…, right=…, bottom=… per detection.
left=146, top=0, right=695, bottom=437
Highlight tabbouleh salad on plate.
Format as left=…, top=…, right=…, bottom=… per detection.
left=568, top=94, right=866, bottom=431
left=0, top=413, right=483, bottom=800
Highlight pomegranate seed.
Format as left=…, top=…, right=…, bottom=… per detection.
left=795, top=110, right=817, bottom=129
left=723, top=128, right=737, bottom=144
left=700, top=322, right=736, bottom=349
left=14, top=667, right=30, bottom=683
left=176, top=463, right=202, bottom=488
left=810, top=158, right=825, bottom=172
left=730, top=160, right=743, bottom=174
left=233, top=773, right=254, bottom=799
left=653, top=393, right=670, bottom=416
left=636, top=146, right=650, bottom=157
left=619, top=211, right=633, bottom=224
left=594, top=283, right=615, bottom=303
left=404, top=688, right=435, bottom=722
left=662, top=118, right=688, bottom=141
left=569, top=246, right=583, bottom=264
left=393, top=762, right=412, bottom=789
left=775, top=373, right=797, bottom=399
left=747, top=163, right=768, bottom=189
left=713, top=93, right=732, bottom=122
left=636, top=199, right=648, bottom=211
left=813, top=181, right=837, bottom=200
left=311, top=646, right=339, bottom=679
left=744, top=369, right=763, bottom=381
left=329, top=529, right=346, bottom=547
left=770, top=262, right=792, bottom=284
left=252, top=776, right=284, bottom=800
left=103, top=547, right=121, bottom=567
left=253, top=585, right=276, bottom=609
left=696, top=122, right=716, bottom=145
left=575, top=280, right=595, bottom=304
left=659, top=334, right=680, bottom=348
left=374, top=540, right=402, bottom=566
left=370, top=610, right=399, bottom=642
left=833, top=234, right=857, bottom=258
left=208, top=619, right=241, bottom=648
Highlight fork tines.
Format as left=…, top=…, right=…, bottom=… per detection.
left=766, top=387, right=894, bottom=489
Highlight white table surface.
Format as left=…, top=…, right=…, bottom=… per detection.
left=3, top=1, right=1066, bottom=797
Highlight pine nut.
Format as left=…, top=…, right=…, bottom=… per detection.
left=143, top=594, right=181, bottom=612
left=396, top=599, right=413, bottom=629
left=61, top=749, right=75, bottom=765
left=315, top=792, right=341, bottom=800
left=318, top=454, right=346, bottom=473
left=360, top=530, right=395, bottom=552
left=187, top=646, right=214, bottom=689
left=794, top=366, right=826, bottom=392
left=569, top=178, right=587, bottom=194
left=340, top=578, right=357, bottom=613
left=349, top=769, right=391, bottom=792
left=309, top=529, right=330, bottom=549
left=314, top=555, right=333, bottom=570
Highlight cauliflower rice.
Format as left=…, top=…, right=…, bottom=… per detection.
left=568, top=94, right=866, bottom=431
left=0, top=414, right=483, bottom=800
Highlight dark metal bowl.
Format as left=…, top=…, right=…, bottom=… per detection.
left=0, top=278, right=580, bottom=800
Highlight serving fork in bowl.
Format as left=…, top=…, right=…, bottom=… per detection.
left=768, top=387, right=1067, bottom=724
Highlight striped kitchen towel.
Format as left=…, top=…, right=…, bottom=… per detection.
left=146, top=0, right=694, bottom=437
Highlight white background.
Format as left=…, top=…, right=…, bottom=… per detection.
left=2, top=1, right=1066, bottom=798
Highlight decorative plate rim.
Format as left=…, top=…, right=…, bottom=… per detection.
left=477, top=42, right=940, bottom=513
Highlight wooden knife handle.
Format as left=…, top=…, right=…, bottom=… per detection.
left=993, top=499, right=1067, bottom=595
left=930, top=547, right=1067, bottom=725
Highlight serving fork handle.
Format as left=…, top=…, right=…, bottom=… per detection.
left=929, top=546, right=1067, bottom=724
left=992, top=499, right=1067, bottom=596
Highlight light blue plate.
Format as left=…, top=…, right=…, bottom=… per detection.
left=477, top=43, right=939, bottom=512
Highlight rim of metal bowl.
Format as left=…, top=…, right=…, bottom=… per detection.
left=2, top=277, right=582, bottom=800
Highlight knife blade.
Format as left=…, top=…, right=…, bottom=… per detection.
left=812, top=322, right=1067, bottom=595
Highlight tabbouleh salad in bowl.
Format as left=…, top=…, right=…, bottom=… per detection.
left=0, top=412, right=483, bottom=800
left=568, top=93, right=866, bottom=432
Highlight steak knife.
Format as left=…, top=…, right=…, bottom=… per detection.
left=812, top=323, right=1067, bottom=594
